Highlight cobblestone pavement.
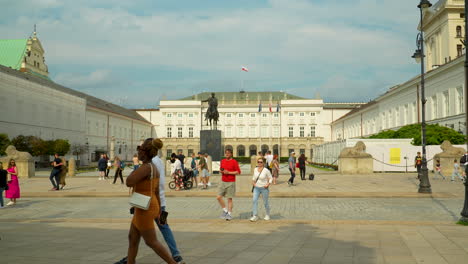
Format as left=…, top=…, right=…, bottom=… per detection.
left=0, top=197, right=465, bottom=222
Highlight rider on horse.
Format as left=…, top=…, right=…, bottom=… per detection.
left=202, top=93, right=219, bottom=129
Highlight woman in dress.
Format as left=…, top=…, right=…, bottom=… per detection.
left=271, top=154, right=280, bottom=185
left=250, top=157, right=273, bottom=222
left=5, top=159, right=20, bottom=206
left=97, top=154, right=107, bottom=180
left=126, top=138, right=176, bottom=264
left=170, top=153, right=184, bottom=191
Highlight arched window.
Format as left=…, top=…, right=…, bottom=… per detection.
left=237, top=145, right=245, bottom=157
left=273, top=144, right=279, bottom=156
left=457, top=26, right=462, bottom=38
left=261, top=144, right=269, bottom=155
left=249, top=145, right=257, bottom=157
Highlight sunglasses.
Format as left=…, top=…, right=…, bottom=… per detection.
left=257, top=161, right=263, bottom=163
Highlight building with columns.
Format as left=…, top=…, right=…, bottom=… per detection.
left=331, top=0, right=466, bottom=140
left=0, top=32, right=152, bottom=164
left=137, top=92, right=362, bottom=158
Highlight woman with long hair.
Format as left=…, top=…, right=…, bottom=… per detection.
left=104, top=154, right=111, bottom=179
left=271, top=154, right=280, bottom=185
left=5, top=159, right=20, bottom=206
left=126, top=138, right=176, bottom=264
left=298, top=154, right=309, bottom=181
left=250, top=157, right=273, bottom=222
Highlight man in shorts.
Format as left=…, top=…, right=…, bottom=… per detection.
left=217, top=149, right=241, bottom=221
left=198, top=152, right=209, bottom=189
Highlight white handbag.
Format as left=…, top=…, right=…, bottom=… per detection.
left=129, top=163, right=154, bottom=210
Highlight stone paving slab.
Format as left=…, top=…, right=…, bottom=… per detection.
left=1, top=220, right=468, bottom=264
left=19, top=167, right=465, bottom=198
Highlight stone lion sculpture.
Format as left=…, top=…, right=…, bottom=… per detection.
left=339, top=141, right=372, bottom=158
left=3, top=145, right=33, bottom=160
left=435, top=140, right=465, bottom=157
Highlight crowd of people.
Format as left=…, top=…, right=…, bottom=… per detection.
left=414, top=151, right=468, bottom=181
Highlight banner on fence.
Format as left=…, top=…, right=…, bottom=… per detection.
left=389, top=148, right=401, bottom=164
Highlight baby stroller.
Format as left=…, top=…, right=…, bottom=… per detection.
left=168, top=168, right=193, bottom=190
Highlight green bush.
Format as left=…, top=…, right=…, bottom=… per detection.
left=368, top=124, right=465, bottom=145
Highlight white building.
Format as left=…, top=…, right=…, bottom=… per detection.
left=0, top=33, right=152, bottom=164
left=331, top=0, right=466, bottom=140
left=137, top=92, right=362, bottom=158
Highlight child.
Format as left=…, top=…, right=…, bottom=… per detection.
left=451, top=159, right=464, bottom=182
left=434, top=160, right=446, bottom=180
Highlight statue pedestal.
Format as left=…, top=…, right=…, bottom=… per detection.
left=339, top=157, right=373, bottom=174
left=0, top=146, right=35, bottom=178
left=200, top=130, right=222, bottom=161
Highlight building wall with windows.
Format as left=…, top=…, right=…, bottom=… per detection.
left=137, top=92, right=362, bottom=158
left=331, top=0, right=466, bottom=141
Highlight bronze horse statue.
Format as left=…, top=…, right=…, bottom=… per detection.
left=202, top=93, right=219, bottom=130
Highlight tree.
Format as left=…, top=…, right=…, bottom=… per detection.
left=368, top=124, right=465, bottom=145
left=71, top=144, right=88, bottom=160
left=53, top=139, right=71, bottom=156
left=11, top=135, right=34, bottom=153
left=0, top=134, right=10, bottom=156
left=30, top=137, right=49, bottom=157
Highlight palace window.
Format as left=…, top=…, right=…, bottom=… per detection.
left=238, top=127, right=244, bottom=137
left=178, top=127, right=183, bottom=138
left=188, top=113, right=194, bottom=118
left=188, top=149, right=194, bottom=156
left=311, top=112, right=316, bottom=116
left=273, top=113, right=279, bottom=118
left=249, top=126, right=256, bottom=137
left=166, top=149, right=172, bottom=157
left=188, top=127, right=194, bottom=138
left=250, top=113, right=256, bottom=118
left=288, top=127, right=294, bottom=137
left=177, top=113, right=183, bottom=118
left=262, top=113, right=267, bottom=118
left=273, top=126, right=280, bottom=137
left=457, top=44, right=463, bottom=57
left=457, top=26, right=462, bottom=38
left=299, top=112, right=305, bottom=117
left=443, top=91, right=449, bottom=117
left=226, top=127, right=232, bottom=137
left=167, top=127, right=172, bottom=138
left=238, top=113, right=244, bottom=118
left=226, top=113, right=232, bottom=118
left=310, top=126, right=316, bottom=137
left=431, top=96, right=438, bottom=120
left=300, top=126, right=305, bottom=137
left=261, top=126, right=268, bottom=137
left=288, top=112, right=294, bottom=117
left=166, top=113, right=172, bottom=118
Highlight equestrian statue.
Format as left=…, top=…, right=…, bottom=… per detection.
left=202, top=93, right=219, bottom=130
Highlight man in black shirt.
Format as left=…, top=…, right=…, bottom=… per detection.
left=49, top=153, right=63, bottom=191
left=177, top=150, right=185, bottom=170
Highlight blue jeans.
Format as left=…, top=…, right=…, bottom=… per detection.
left=0, top=187, right=4, bottom=207
left=252, top=187, right=270, bottom=216
left=50, top=169, right=60, bottom=189
left=156, top=206, right=180, bottom=258
left=288, top=168, right=296, bottom=184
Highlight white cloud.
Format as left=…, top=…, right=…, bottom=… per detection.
left=0, top=0, right=422, bottom=103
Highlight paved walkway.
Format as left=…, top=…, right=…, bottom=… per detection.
left=21, top=167, right=465, bottom=198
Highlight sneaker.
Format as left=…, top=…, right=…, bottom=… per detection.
left=288, top=181, right=291, bottom=186
left=208, top=182, right=212, bottom=186
left=220, top=211, right=228, bottom=219
left=225, top=213, right=233, bottom=221
left=99, top=177, right=102, bottom=180
left=198, top=182, right=203, bottom=186
left=114, top=256, right=127, bottom=264
left=173, top=256, right=186, bottom=264
left=264, top=215, right=271, bottom=221
left=250, top=215, right=259, bottom=222
left=6, top=201, right=14, bottom=206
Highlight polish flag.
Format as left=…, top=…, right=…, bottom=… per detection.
left=269, top=103, right=272, bottom=112
left=241, top=66, right=249, bottom=72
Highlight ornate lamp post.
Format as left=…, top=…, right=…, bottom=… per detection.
left=412, top=0, right=432, bottom=193
left=459, top=0, right=468, bottom=224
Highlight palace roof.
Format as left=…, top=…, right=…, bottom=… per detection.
left=181, top=91, right=305, bottom=102
left=0, top=39, right=28, bottom=70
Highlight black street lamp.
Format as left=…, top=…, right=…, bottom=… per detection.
left=459, top=0, right=468, bottom=224
left=413, top=0, right=432, bottom=193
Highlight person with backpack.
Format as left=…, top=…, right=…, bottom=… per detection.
left=113, top=156, right=124, bottom=184
left=190, top=153, right=199, bottom=187
left=414, top=152, right=422, bottom=179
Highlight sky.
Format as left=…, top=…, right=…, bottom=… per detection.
left=0, top=0, right=424, bottom=108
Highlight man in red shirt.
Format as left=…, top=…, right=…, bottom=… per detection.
left=217, top=149, right=241, bottom=221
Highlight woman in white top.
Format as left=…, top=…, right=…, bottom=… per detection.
left=170, top=153, right=184, bottom=191
left=250, top=157, right=273, bottom=222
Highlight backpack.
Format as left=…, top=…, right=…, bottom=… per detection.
left=461, top=155, right=467, bottom=164
left=309, top=173, right=315, bottom=180
left=120, top=161, right=126, bottom=170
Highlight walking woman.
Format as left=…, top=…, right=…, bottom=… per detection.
left=170, top=153, right=184, bottom=191
left=0, top=162, right=7, bottom=208
left=298, top=154, right=310, bottom=180
left=271, top=154, right=280, bottom=185
left=250, top=158, right=273, bottom=222
left=126, top=138, right=176, bottom=264
left=113, top=156, right=124, bottom=184
left=5, top=159, right=20, bottom=206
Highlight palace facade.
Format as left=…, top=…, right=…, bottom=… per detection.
left=137, top=92, right=362, bottom=158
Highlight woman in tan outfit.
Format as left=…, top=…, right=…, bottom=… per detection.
left=126, top=138, right=176, bottom=264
